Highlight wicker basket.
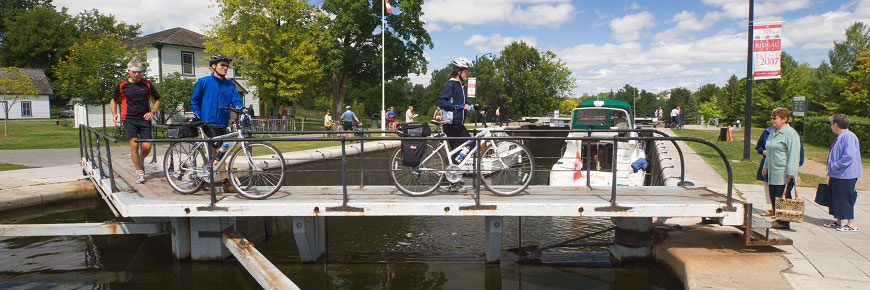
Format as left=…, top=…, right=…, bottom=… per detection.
left=775, top=177, right=804, bottom=223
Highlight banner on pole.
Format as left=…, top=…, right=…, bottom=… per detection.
left=467, top=77, right=477, bottom=98
left=753, top=23, right=782, bottom=80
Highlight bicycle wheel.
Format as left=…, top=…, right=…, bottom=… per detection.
left=481, top=141, right=534, bottom=196
left=228, top=142, right=285, bottom=199
left=390, top=142, right=445, bottom=196
left=163, top=142, right=207, bottom=194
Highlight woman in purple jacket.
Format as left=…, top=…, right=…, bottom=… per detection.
left=826, top=114, right=863, bottom=232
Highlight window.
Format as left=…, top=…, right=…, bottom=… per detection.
left=234, top=64, right=243, bottom=79
left=21, top=101, right=32, bottom=117
left=181, top=51, right=194, bottom=75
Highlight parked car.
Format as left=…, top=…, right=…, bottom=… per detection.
left=59, top=105, right=74, bottom=118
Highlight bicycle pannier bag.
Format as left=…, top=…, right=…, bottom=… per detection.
left=397, top=122, right=431, bottom=137
left=401, top=139, right=427, bottom=167
left=167, top=123, right=199, bottom=139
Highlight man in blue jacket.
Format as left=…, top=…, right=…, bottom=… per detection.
left=190, top=54, right=244, bottom=191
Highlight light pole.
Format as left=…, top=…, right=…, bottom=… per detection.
left=742, top=0, right=754, bottom=161
left=472, top=53, right=494, bottom=125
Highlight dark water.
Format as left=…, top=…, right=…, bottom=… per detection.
left=0, top=199, right=682, bottom=289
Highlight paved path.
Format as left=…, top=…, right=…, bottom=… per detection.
left=0, top=148, right=88, bottom=167
left=661, top=129, right=870, bottom=289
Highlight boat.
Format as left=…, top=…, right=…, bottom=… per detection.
left=549, top=100, right=646, bottom=186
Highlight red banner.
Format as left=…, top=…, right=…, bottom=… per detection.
left=753, top=23, right=782, bottom=80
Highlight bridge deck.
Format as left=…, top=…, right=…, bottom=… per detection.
left=88, top=158, right=743, bottom=225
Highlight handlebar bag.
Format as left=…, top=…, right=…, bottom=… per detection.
left=167, top=123, right=199, bottom=139
left=397, top=122, right=431, bottom=137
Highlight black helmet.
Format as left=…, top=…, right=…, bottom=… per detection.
left=209, top=54, right=232, bottom=66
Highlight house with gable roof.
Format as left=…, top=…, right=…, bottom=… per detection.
left=0, top=68, right=53, bottom=119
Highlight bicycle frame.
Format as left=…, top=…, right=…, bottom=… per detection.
left=421, top=127, right=493, bottom=168
left=177, top=127, right=253, bottom=177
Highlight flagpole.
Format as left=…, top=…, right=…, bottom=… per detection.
left=380, top=0, right=386, bottom=136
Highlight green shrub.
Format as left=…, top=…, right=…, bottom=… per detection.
left=800, top=115, right=870, bottom=155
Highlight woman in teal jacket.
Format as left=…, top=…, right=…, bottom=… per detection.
left=762, top=108, right=802, bottom=229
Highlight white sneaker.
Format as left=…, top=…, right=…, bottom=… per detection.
left=136, top=173, right=145, bottom=184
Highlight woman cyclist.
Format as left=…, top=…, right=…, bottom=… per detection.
left=437, top=57, right=475, bottom=192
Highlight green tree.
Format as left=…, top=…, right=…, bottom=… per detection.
left=834, top=49, right=870, bottom=117
left=0, top=8, right=75, bottom=77
left=719, top=75, right=746, bottom=123
left=0, top=67, right=39, bottom=136
left=0, top=0, right=53, bottom=38
left=472, top=56, right=500, bottom=105
left=54, top=35, right=141, bottom=131
left=319, top=0, right=433, bottom=116
left=155, top=72, right=194, bottom=125
left=495, top=42, right=575, bottom=116
left=752, top=52, right=813, bottom=123
left=72, top=9, right=140, bottom=41
left=560, top=98, right=578, bottom=114
left=205, top=0, right=322, bottom=118
left=829, top=22, right=870, bottom=75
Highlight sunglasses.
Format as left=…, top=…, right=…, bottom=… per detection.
left=218, top=63, right=229, bottom=68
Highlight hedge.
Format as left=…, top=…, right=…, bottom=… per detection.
left=799, top=115, right=870, bottom=155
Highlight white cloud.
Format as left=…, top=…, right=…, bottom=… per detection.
left=54, top=0, right=218, bottom=34
left=610, top=11, right=655, bottom=42
left=784, top=0, right=870, bottom=51
left=629, top=2, right=641, bottom=10
left=464, top=33, right=537, bottom=53
left=701, top=0, right=812, bottom=19
left=422, top=0, right=575, bottom=29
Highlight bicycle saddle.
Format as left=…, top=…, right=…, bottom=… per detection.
left=187, top=120, right=208, bottom=128
left=430, top=120, right=451, bottom=125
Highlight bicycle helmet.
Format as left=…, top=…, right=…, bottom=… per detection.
left=451, top=57, right=473, bottom=70
left=209, top=54, right=233, bottom=66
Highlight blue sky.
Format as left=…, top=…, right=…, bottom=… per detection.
left=56, top=0, right=870, bottom=95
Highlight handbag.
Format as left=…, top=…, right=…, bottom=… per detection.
left=775, top=177, right=804, bottom=223
left=814, top=183, right=831, bottom=207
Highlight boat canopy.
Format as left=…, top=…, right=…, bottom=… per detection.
left=571, top=100, right=634, bottom=129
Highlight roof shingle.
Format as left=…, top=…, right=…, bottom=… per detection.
left=124, top=27, right=205, bottom=48
left=0, top=68, right=53, bottom=95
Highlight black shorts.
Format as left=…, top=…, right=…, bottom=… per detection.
left=123, top=120, right=153, bottom=140
left=343, top=121, right=353, bottom=131
left=203, top=126, right=229, bottom=149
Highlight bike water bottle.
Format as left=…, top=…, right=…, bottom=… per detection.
left=215, top=143, right=229, bottom=160
left=456, top=147, right=469, bottom=163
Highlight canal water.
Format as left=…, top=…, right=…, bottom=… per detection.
left=0, top=138, right=682, bottom=289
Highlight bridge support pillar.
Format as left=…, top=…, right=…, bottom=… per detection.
left=189, top=217, right=236, bottom=260
left=293, top=216, right=326, bottom=262
left=170, top=217, right=191, bottom=259
left=609, top=217, right=654, bottom=261
left=485, top=216, right=503, bottom=263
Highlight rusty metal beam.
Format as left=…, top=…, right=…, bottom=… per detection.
left=222, top=230, right=299, bottom=290
left=0, top=222, right=167, bottom=236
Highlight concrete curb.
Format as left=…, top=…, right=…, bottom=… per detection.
left=0, top=180, right=97, bottom=212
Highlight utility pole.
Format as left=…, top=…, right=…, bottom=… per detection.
left=742, top=0, right=754, bottom=161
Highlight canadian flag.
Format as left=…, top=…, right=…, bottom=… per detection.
left=573, top=151, right=584, bottom=180
left=385, top=0, right=393, bottom=14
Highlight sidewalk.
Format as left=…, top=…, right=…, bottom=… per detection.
left=660, top=128, right=870, bottom=289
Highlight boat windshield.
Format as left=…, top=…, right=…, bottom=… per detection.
left=572, top=108, right=630, bottom=129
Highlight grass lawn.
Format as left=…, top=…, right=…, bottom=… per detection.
left=671, top=127, right=839, bottom=185
left=0, top=163, right=32, bottom=171
left=0, top=119, right=128, bottom=150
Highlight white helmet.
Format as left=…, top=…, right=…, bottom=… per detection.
left=451, top=57, right=473, bottom=70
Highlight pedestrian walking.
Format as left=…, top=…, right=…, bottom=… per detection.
left=110, top=60, right=160, bottom=184
left=825, top=114, right=863, bottom=232
left=761, top=108, right=802, bottom=230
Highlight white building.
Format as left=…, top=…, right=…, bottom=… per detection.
left=0, top=68, right=52, bottom=119
left=77, top=27, right=260, bottom=127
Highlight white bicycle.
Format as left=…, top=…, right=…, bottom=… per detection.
left=163, top=107, right=286, bottom=199
left=389, top=120, right=535, bottom=196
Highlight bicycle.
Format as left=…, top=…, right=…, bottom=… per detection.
left=162, top=106, right=286, bottom=199
left=389, top=119, right=535, bottom=197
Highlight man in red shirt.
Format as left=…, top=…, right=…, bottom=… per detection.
left=110, top=60, right=161, bottom=184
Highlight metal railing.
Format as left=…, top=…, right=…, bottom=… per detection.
left=79, top=125, right=119, bottom=192
left=136, top=127, right=735, bottom=212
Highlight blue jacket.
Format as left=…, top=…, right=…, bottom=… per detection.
left=190, top=75, right=243, bottom=127
left=827, top=129, right=863, bottom=179
left=437, top=79, right=467, bottom=124
left=756, top=126, right=804, bottom=182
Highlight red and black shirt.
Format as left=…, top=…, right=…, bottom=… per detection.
left=112, top=80, right=160, bottom=121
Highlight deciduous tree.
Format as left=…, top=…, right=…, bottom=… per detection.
left=0, top=67, right=39, bottom=136
left=155, top=72, right=194, bottom=125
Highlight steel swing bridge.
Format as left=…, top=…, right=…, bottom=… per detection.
left=0, top=125, right=790, bottom=289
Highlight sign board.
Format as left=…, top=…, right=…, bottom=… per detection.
left=467, top=77, right=476, bottom=98
left=792, top=96, right=807, bottom=117
left=753, top=23, right=782, bottom=80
